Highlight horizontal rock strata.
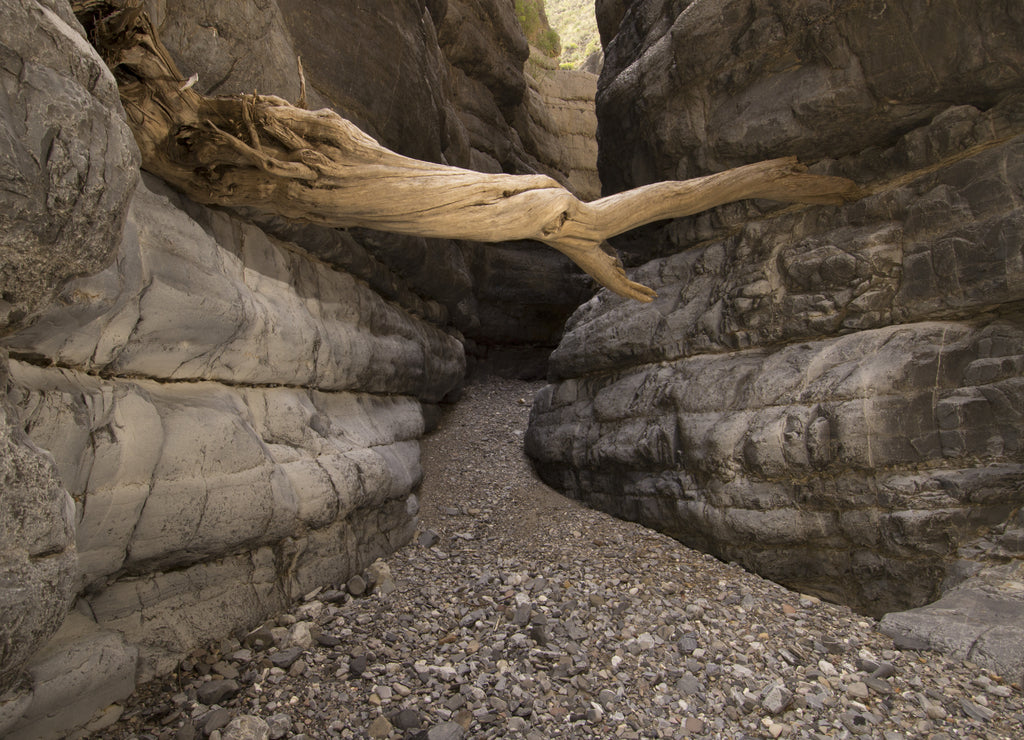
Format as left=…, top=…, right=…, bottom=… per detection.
left=3, top=160, right=463, bottom=738
left=528, top=0, right=1024, bottom=652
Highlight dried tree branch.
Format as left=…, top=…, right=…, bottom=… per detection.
left=74, top=1, right=862, bottom=302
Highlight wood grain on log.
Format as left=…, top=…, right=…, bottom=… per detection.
left=74, top=1, right=862, bottom=302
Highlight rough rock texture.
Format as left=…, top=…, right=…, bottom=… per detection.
left=0, top=355, right=77, bottom=700
left=880, top=559, right=1024, bottom=685
left=528, top=0, right=1024, bottom=655
left=0, top=0, right=136, bottom=712
left=0, top=0, right=139, bottom=333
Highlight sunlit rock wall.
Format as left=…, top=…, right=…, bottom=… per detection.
left=1, top=1, right=468, bottom=735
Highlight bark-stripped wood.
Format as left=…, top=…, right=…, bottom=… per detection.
left=74, top=2, right=862, bottom=302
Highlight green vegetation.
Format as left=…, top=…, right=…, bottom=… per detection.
left=515, top=0, right=562, bottom=57
left=513, top=0, right=601, bottom=68
left=545, top=0, right=600, bottom=68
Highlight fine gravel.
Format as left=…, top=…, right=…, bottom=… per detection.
left=96, top=377, right=1023, bottom=739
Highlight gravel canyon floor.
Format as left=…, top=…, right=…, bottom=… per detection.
left=96, top=378, right=1022, bottom=739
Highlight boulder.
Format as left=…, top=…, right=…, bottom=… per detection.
left=528, top=0, right=1024, bottom=651
left=0, top=0, right=138, bottom=334
left=0, top=356, right=77, bottom=700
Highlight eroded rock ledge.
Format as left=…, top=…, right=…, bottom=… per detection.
left=527, top=0, right=1024, bottom=675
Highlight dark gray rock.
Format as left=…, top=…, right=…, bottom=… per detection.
left=527, top=0, right=1024, bottom=648
left=196, top=679, right=240, bottom=706
left=346, top=574, right=367, bottom=597
left=598, top=0, right=1024, bottom=199
left=529, top=318, right=1024, bottom=615
left=880, top=562, right=1024, bottom=685
left=268, top=648, right=303, bottom=670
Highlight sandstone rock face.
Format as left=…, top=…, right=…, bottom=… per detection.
left=528, top=0, right=1024, bottom=634
left=520, top=49, right=601, bottom=201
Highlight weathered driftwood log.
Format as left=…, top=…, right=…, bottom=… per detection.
left=74, top=1, right=861, bottom=302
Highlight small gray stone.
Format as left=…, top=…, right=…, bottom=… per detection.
left=512, top=603, right=532, bottom=626
left=212, top=661, right=239, bottom=680
left=864, top=676, right=893, bottom=694
left=847, top=681, right=870, bottom=700
left=348, top=654, right=368, bottom=677
left=958, top=698, right=995, bottom=722
left=678, top=635, right=699, bottom=653
left=426, top=720, right=465, bottom=740
left=367, top=716, right=393, bottom=739
left=367, top=560, right=396, bottom=596
left=761, top=684, right=793, bottom=715
left=347, top=575, right=367, bottom=597
left=269, top=647, right=303, bottom=669
left=598, top=688, right=617, bottom=707
left=393, top=708, right=421, bottom=730
left=203, top=708, right=232, bottom=733
left=197, top=680, right=240, bottom=706
left=418, top=530, right=440, bottom=547
left=507, top=716, right=528, bottom=732
left=222, top=715, right=270, bottom=740
left=315, top=632, right=342, bottom=647
left=871, top=662, right=897, bottom=679
left=676, top=674, right=703, bottom=696
left=243, top=625, right=276, bottom=651
left=266, top=713, right=292, bottom=739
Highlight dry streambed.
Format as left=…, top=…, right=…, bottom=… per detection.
left=98, top=378, right=1022, bottom=740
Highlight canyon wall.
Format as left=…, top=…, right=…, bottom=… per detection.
left=0, top=1, right=595, bottom=735
left=142, top=0, right=597, bottom=371
left=527, top=0, right=1024, bottom=673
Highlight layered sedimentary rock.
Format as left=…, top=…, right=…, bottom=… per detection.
left=1, top=169, right=464, bottom=736
left=0, top=0, right=137, bottom=715
left=520, top=49, right=601, bottom=201
left=2, top=2, right=475, bottom=735
left=527, top=0, right=1024, bottom=644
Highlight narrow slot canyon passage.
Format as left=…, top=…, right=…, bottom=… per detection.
left=99, top=377, right=1022, bottom=739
